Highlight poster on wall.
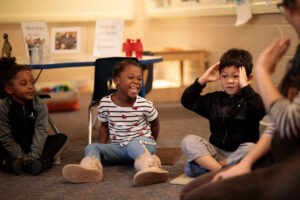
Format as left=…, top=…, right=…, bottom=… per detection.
left=51, top=27, right=81, bottom=54
left=93, top=19, right=124, bottom=57
left=21, top=22, right=50, bottom=58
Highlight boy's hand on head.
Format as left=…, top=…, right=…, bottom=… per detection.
left=198, top=61, right=220, bottom=85
left=239, top=66, right=248, bottom=88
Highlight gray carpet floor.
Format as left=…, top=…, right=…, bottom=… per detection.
left=0, top=92, right=210, bottom=200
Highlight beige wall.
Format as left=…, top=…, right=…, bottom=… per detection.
left=0, top=0, right=298, bottom=93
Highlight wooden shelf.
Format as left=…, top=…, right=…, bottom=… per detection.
left=145, top=0, right=279, bottom=19
left=153, top=49, right=207, bottom=87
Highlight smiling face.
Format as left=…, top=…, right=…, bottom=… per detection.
left=5, top=70, right=36, bottom=105
left=114, top=64, right=143, bottom=99
left=220, top=65, right=241, bottom=96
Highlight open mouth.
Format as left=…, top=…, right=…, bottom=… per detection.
left=130, top=86, right=139, bottom=93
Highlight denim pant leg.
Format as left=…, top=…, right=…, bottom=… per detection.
left=84, top=143, right=132, bottom=164
left=125, top=136, right=157, bottom=160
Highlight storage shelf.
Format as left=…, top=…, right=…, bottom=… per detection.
left=145, top=0, right=279, bottom=18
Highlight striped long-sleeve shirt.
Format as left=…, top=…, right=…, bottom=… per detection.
left=263, top=92, right=300, bottom=139
left=97, top=95, right=158, bottom=146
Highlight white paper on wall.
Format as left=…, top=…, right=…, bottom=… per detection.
left=235, top=0, right=252, bottom=26
left=93, top=19, right=124, bottom=58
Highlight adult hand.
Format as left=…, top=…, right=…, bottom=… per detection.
left=256, top=38, right=290, bottom=74
left=198, top=61, right=220, bottom=85
left=211, top=164, right=251, bottom=183
left=239, top=66, right=249, bottom=88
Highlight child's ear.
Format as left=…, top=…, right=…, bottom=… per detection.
left=113, top=77, right=120, bottom=87
left=247, top=74, right=254, bottom=84
left=5, top=85, right=13, bottom=95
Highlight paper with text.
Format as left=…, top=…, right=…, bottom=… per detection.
left=93, top=19, right=124, bottom=57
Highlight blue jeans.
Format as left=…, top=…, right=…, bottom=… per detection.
left=84, top=136, right=156, bottom=164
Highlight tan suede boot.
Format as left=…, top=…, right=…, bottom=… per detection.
left=133, top=153, right=169, bottom=186
left=62, top=157, right=103, bottom=183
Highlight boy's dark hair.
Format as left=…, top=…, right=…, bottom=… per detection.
left=219, top=48, right=253, bottom=77
left=0, top=57, right=30, bottom=98
left=112, top=59, right=143, bottom=78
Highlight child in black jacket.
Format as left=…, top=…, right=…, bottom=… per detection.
left=0, top=57, right=68, bottom=175
left=181, top=48, right=265, bottom=177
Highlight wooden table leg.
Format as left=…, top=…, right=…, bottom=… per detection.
left=180, top=60, right=184, bottom=87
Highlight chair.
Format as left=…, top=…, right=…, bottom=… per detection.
left=142, top=51, right=154, bottom=94
left=88, top=57, right=145, bottom=144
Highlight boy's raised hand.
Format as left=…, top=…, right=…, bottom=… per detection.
left=239, top=66, right=249, bottom=88
left=198, top=61, right=220, bottom=86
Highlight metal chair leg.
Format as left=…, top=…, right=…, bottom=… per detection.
left=48, top=116, right=60, bottom=134
left=88, top=104, right=95, bottom=144
left=92, top=116, right=98, bottom=128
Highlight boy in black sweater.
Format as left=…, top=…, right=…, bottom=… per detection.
left=181, top=48, right=265, bottom=177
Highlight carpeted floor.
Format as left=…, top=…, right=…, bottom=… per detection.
left=0, top=92, right=210, bottom=200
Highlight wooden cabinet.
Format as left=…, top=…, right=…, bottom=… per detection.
left=153, top=49, right=207, bottom=87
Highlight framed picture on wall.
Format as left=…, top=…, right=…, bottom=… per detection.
left=51, top=27, right=81, bottom=54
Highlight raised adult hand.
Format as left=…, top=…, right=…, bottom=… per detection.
left=256, top=38, right=290, bottom=74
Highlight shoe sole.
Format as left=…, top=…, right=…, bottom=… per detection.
left=27, top=160, right=43, bottom=176
left=62, top=164, right=103, bottom=183
left=12, top=159, right=24, bottom=175
left=134, top=168, right=169, bottom=186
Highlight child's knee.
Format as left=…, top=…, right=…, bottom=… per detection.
left=84, top=143, right=99, bottom=154
left=181, top=135, right=201, bottom=152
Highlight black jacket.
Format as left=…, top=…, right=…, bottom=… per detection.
left=181, top=79, right=266, bottom=151
left=0, top=96, right=48, bottom=159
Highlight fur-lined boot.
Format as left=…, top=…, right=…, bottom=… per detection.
left=62, top=157, right=103, bottom=183
left=133, top=153, right=169, bottom=186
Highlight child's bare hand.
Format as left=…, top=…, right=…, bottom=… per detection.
left=239, top=66, right=248, bottom=88
left=198, top=61, right=220, bottom=85
left=255, top=38, right=290, bottom=74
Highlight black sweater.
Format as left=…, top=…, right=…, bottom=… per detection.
left=181, top=79, right=266, bottom=151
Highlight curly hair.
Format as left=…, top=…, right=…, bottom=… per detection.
left=112, top=59, right=143, bottom=78
left=0, top=57, right=31, bottom=98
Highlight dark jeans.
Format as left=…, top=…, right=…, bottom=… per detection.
left=0, top=133, right=67, bottom=172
